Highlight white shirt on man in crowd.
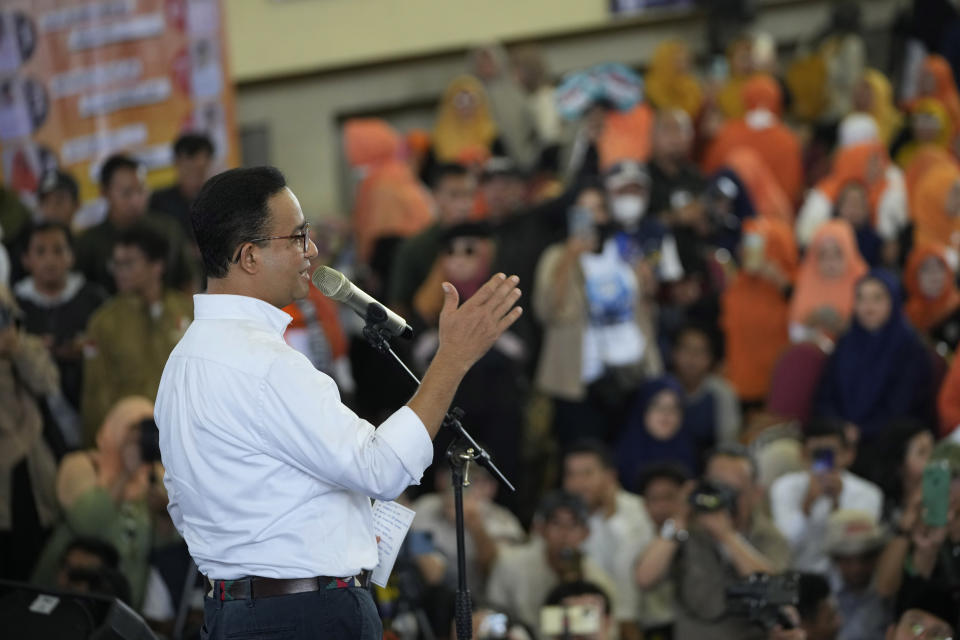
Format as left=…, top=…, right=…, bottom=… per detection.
left=155, top=293, right=434, bottom=580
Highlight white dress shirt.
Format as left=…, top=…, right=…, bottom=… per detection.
left=155, top=294, right=433, bottom=580
left=770, top=470, right=883, bottom=573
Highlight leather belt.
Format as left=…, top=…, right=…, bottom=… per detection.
left=206, top=570, right=372, bottom=600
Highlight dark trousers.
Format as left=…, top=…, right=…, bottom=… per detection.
left=202, top=586, right=382, bottom=640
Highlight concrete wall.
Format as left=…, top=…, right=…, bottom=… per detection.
left=232, top=0, right=901, bottom=217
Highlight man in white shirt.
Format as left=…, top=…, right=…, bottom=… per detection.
left=155, top=166, right=523, bottom=640
left=770, top=418, right=883, bottom=573
left=562, top=439, right=654, bottom=640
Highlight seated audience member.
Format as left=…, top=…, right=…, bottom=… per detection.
left=796, top=142, right=907, bottom=250
left=634, top=463, right=692, bottom=639
left=789, top=220, right=867, bottom=342
left=721, top=217, right=797, bottom=404
left=671, top=323, right=741, bottom=448
left=646, top=109, right=705, bottom=223
left=645, top=41, right=702, bottom=119
left=617, top=377, right=699, bottom=482
left=720, top=147, right=793, bottom=225
left=904, top=243, right=960, bottom=353
left=562, top=439, right=654, bottom=638
left=766, top=311, right=838, bottom=423
left=432, top=75, right=501, bottom=163
left=771, top=418, right=883, bottom=573
left=797, top=573, right=841, bottom=640
left=823, top=510, right=892, bottom=640
left=635, top=445, right=791, bottom=640
left=911, top=54, right=960, bottom=136
left=0, top=285, right=60, bottom=581
left=81, top=223, right=193, bottom=444
left=36, top=169, right=80, bottom=227
left=542, top=580, right=615, bottom=640
left=704, top=75, right=803, bottom=205
left=389, top=163, right=476, bottom=315
left=15, top=222, right=108, bottom=413
left=74, top=154, right=195, bottom=293
left=533, top=180, right=661, bottom=445
left=486, top=491, right=620, bottom=634
left=56, top=537, right=132, bottom=604
left=32, top=397, right=165, bottom=609
left=874, top=420, right=935, bottom=524
left=814, top=270, right=934, bottom=455
left=911, top=162, right=960, bottom=269
left=894, top=98, right=952, bottom=168
left=411, top=467, right=524, bottom=595
left=832, top=180, right=886, bottom=267
left=852, top=69, right=901, bottom=147
left=148, top=133, right=214, bottom=239
left=343, top=118, right=433, bottom=267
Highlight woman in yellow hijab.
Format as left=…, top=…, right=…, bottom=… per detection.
left=853, top=69, right=902, bottom=146
left=895, top=97, right=952, bottom=168
left=645, top=40, right=704, bottom=119
left=717, top=36, right=755, bottom=119
left=432, top=74, right=499, bottom=162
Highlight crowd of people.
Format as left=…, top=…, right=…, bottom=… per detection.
left=5, top=1, right=960, bottom=639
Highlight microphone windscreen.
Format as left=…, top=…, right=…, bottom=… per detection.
left=312, top=266, right=348, bottom=299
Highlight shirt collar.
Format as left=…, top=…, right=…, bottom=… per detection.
left=193, top=294, right=292, bottom=335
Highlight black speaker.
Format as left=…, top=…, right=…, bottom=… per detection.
left=0, top=580, right=157, bottom=640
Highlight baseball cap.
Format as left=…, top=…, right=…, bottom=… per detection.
left=824, top=510, right=885, bottom=556
left=37, top=169, right=79, bottom=202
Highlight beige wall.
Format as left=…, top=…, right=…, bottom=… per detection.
left=233, top=0, right=901, bottom=217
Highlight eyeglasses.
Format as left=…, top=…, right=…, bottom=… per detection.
left=232, top=223, right=310, bottom=263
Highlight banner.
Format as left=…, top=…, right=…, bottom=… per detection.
left=610, top=0, right=695, bottom=16
left=0, top=0, right=237, bottom=209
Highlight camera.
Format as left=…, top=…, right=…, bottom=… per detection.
left=725, top=572, right=799, bottom=630
left=689, top=479, right=738, bottom=514
left=138, top=418, right=162, bottom=464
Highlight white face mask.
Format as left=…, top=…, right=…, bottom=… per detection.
left=611, top=194, right=646, bottom=227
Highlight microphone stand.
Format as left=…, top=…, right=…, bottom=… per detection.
left=361, top=303, right=515, bottom=640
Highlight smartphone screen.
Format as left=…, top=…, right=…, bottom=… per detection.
left=923, top=461, right=951, bottom=528
left=567, top=205, right=595, bottom=240
left=811, top=448, right=835, bottom=475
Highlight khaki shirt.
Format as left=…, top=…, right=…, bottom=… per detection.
left=81, top=290, right=192, bottom=444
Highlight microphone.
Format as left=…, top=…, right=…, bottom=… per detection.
left=312, top=266, right=414, bottom=340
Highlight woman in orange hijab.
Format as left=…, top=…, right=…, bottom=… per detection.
left=913, top=55, right=960, bottom=136
left=645, top=40, right=703, bottom=119
left=721, top=216, right=797, bottom=402
left=433, top=75, right=499, bottom=162
left=344, top=119, right=434, bottom=263
left=705, top=75, right=803, bottom=204
left=912, top=161, right=960, bottom=264
left=904, top=242, right=960, bottom=345
left=722, top=146, right=794, bottom=224
left=789, top=219, right=868, bottom=337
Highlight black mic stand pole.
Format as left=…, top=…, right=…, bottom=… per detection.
left=361, top=303, right=515, bottom=640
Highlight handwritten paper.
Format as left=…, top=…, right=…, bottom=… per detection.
left=371, top=500, right=416, bottom=588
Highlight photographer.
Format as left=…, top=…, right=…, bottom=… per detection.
left=542, top=580, right=614, bottom=640
left=31, top=396, right=171, bottom=610
left=635, top=445, right=790, bottom=640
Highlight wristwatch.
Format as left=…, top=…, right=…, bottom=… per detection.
left=660, top=518, right=689, bottom=543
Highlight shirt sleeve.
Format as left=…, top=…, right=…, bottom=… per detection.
left=769, top=473, right=809, bottom=548
left=258, top=350, right=434, bottom=501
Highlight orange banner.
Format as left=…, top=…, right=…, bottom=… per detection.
left=0, top=0, right=237, bottom=208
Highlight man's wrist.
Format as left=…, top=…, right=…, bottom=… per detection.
left=660, top=518, right=689, bottom=543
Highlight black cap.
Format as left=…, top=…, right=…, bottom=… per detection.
left=536, top=490, right=589, bottom=525
left=37, top=169, right=79, bottom=202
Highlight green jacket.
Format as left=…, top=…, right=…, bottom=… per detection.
left=81, top=290, right=193, bottom=445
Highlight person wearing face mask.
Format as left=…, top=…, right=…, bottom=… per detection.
left=533, top=181, right=662, bottom=446
left=604, top=161, right=684, bottom=285
left=904, top=242, right=960, bottom=353
left=814, top=270, right=934, bottom=460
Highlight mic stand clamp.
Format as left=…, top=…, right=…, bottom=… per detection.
left=360, top=303, right=515, bottom=640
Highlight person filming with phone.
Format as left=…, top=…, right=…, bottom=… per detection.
left=770, top=418, right=883, bottom=573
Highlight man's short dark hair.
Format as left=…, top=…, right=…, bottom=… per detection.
left=797, top=572, right=831, bottom=623
left=191, top=166, right=287, bottom=279
left=429, top=162, right=469, bottom=190
left=173, top=132, right=215, bottom=158
left=674, top=322, right=722, bottom=365
left=706, top=443, right=758, bottom=481
left=24, top=221, right=73, bottom=252
left=116, top=222, right=170, bottom=264
left=65, top=566, right=132, bottom=604
left=563, top=439, right=616, bottom=471
left=804, top=417, right=849, bottom=447
left=544, top=580, right=612, bottom=616
left=60, top=536, right=120, bottom=570
left=99, top=154, right=141, bottom=189
left=536, top=490, right=589, bottom=526
left=636, top=462, right=692, bottom=495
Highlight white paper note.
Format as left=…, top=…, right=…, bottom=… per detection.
left=371, top=500, right=416, bottom=588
